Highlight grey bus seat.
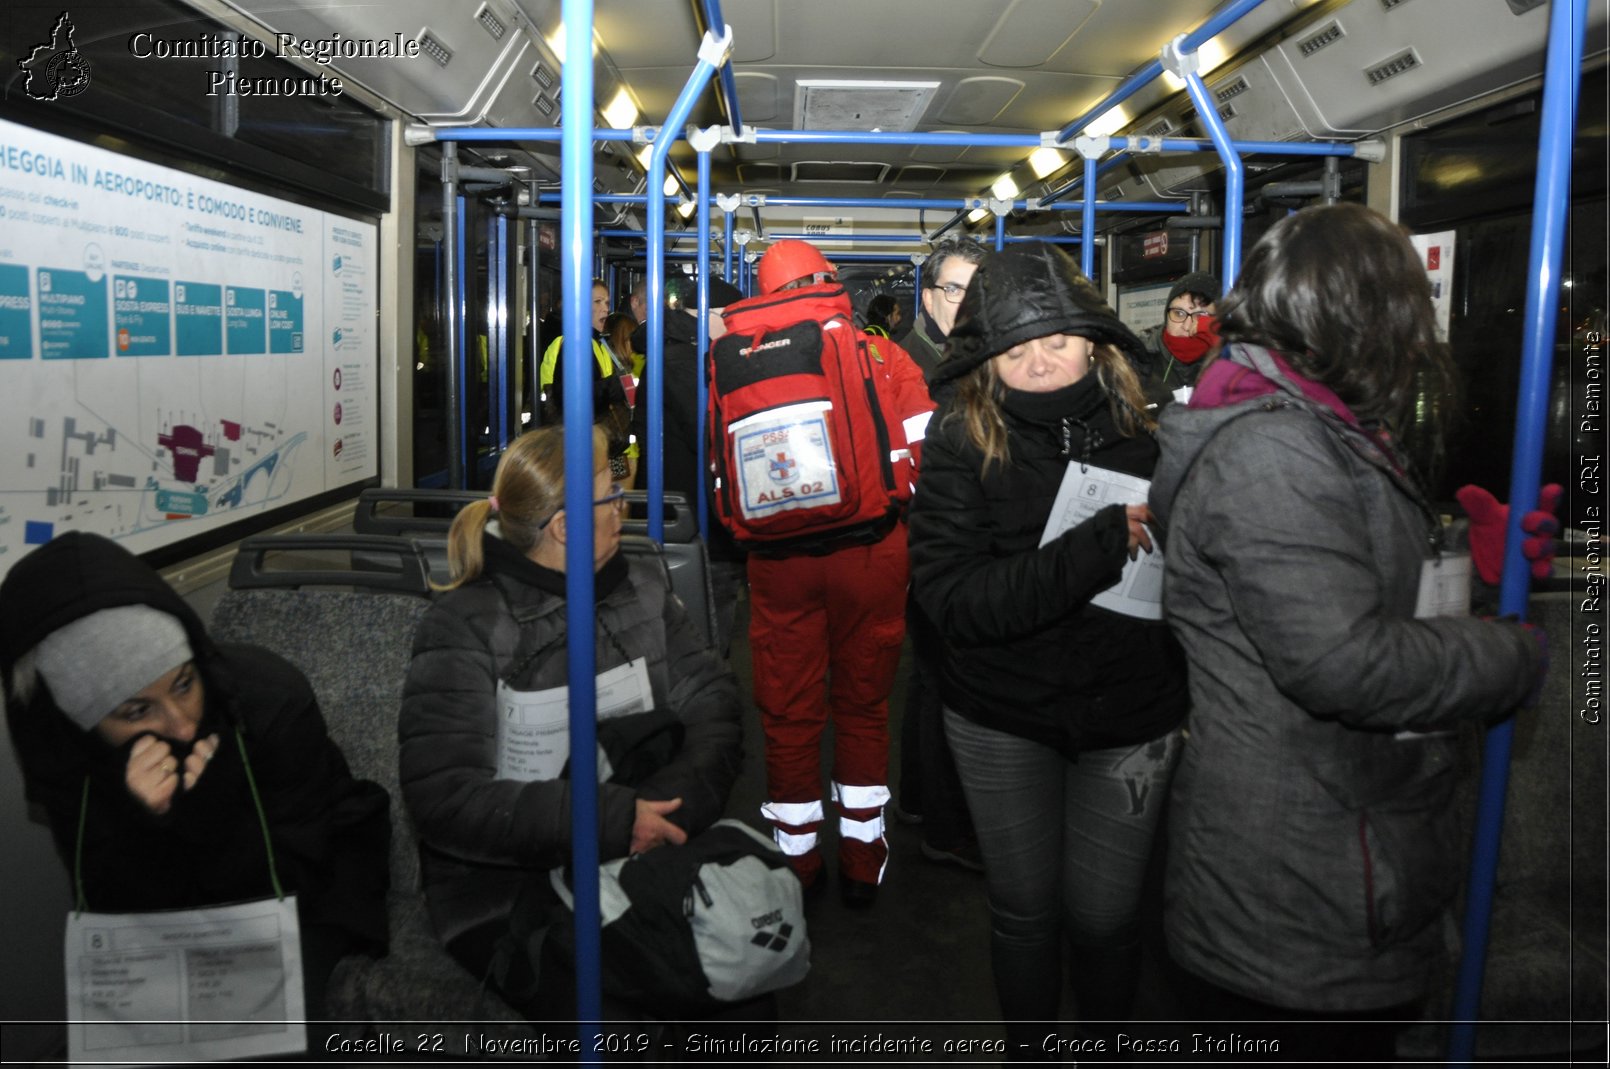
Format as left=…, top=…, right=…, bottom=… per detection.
left=357, top=487, right=719, bottom=648
left=210, top=534, right=534, bottom=1045
left=622, top=492, right=718, bottom=648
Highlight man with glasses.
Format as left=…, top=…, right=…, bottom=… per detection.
left=893, top=238, right=987, bottom=875
left=897, top=238, right=987, bottom=380
left=1142, top=272, right=1221, bottom=404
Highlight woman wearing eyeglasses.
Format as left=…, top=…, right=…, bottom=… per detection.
left=1140, top=272, right=1221, bottom=403
left=399, top=425, right=743, bottom=1007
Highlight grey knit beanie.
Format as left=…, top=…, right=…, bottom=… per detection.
left=32, top=606, right=193, bottom=731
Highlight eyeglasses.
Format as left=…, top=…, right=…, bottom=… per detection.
left=1166, top=307, right=1211, bottom=323
left=538, top=483, right=627, bottom=528
left=929, top=281, right=968, bottom=304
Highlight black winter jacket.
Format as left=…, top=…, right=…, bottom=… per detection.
left=909, top=376, right=1188, bottom=758
left=0, top=532, right=390, bottom=952
left=628, top=312, right=742, bottom=562
left=398, top=535, right=743, bottom=950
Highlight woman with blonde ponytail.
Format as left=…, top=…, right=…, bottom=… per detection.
left=399, top=425, right=742, bottom=1011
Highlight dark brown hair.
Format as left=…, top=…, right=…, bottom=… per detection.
left=1216, top=203, right=1457, bottom=471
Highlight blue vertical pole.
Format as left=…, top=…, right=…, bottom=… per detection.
left=440, top=144, right=462, bottom=490
left=723, top=208, right=735, bottom=283
left=1182, top=65, right=1244, bottom=285
left=646, top=35, right=724, bottom=545
left=455, top=197, right=471, bottom=488
left=491, top=213, right=511, bottom=451
left=1449, top=1, right=1587, bottom=1062
left=695, top=143, right=714, bottom=543
left=559, top=0, right=602, bottom=1040
left=1081, top=155, right=1097, bottom=279
left=993, top=211, right=1005, bottom=252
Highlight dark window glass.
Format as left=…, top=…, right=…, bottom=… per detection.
left=1402, top=68, right=1606, bottom=527
left=1402, top=68, right=1606, bottom=230
left=1, top=0, right=387, bottom=207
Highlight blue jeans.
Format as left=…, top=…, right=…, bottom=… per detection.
left=944, top=708, right=1181, bottom=1035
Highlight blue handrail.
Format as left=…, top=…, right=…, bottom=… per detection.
left=700, top=0, right=744, bottom=136
left=1180, top=59, right=1245, bottom=284
left=558, top=0, right=602, bottom=1039
left=1081, top=155, right=1097, bottom=278
left=1449, top=0, right=1587, bottom=1062
left=696, top=141, right=715, bottom=542
left=645, top=35, right=725, bottom=545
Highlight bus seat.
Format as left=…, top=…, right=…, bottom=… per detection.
left=211, top=534, right=535, bottom=1045
left=622, top=492, right=718, bottom=649
left=358, top=487, right=719, bottom=648
left=1397, top=592, right=1605, bottom=1059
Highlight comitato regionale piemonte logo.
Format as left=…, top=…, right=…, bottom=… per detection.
left=18, top=12, right=93, bottom=101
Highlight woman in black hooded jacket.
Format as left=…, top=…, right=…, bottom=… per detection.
left=0, top=531, right=390, bottom=1021
left=908, top=243, right=1188, bottom=1044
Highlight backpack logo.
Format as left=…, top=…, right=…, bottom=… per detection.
left=750, top=921, right=795, bottom=953
left=768, top=450, right=799, bottom=485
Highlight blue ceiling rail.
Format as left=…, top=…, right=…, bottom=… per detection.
left=748, top=129, right=1043, bottom=149
left=558, top=0, right=602, bottom=1041
left=1041, top=151, right=1133, bottom=208
left=1450, top=0, right=1588, bottom=1062
left=1056, top=0, right=1270, bottom=143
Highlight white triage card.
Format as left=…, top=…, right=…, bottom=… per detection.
left=496, top=657, right=654, bottom=782
left=1414, top=552, right=1472, bottom=619
left=1395, top=552, right=1472, bottom=740
left=65, top=896, right=306, bottom=1068
left=1039, top=463, right=1164, bottom=620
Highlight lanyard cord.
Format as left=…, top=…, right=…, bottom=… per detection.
left=234, top=727, right=286, bottom=901
left=73, top=778, right=89, bottom=915
left=71, top=725, right=285, bottom=915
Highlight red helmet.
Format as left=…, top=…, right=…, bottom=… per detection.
left=757, top=239, right=835, bottom=294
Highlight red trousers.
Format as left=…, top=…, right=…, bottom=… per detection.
left=748, top=531, right=908, bottom=884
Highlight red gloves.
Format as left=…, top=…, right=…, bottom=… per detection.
left=1456, top=483, right=1563, bottom=586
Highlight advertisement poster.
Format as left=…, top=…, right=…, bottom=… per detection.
left=1410, top=229, right=1456, bottom=342
left=0, top=117, right=377, bottom=575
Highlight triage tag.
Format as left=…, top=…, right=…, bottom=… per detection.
left=1040, top=463, right=1164, bottom=621
left=1414, top=552, right=1472, bottom=618
left=496, top=657, right=654, bottom=782
left=65, top=895, right=306, bottom=1068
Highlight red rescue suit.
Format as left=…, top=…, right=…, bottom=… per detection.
left=744, top=295, right=934, bottom=887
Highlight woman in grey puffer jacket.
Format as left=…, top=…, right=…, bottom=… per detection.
left=1149, top=204, right=1544, bottom=1059
left=399, top=426, right=743, bottom=996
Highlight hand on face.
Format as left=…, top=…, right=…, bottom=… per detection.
left=124, top=732, right=221, bottom=815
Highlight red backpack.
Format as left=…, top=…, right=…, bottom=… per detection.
left=707, top=284, right=913, bottom=556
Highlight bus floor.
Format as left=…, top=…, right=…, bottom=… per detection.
left=721, top=595, right=1191, bottom=1050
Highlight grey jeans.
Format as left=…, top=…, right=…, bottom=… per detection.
left=944, top=708, right=1182, bottom=1033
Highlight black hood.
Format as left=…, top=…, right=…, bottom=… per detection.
left=0, top=532, right=212, bottom=679
left=2, top=532, right=221, bottom=803
left=933, top=242, right=1144, bottom=387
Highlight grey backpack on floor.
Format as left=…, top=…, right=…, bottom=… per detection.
left=508, top=819, right=811, bottom=1014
